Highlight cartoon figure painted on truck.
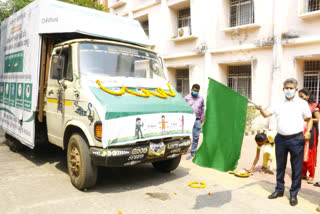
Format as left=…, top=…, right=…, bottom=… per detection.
left=135, top=118, right=144, bottom=139
left=159, top=115, right=168, bottom=135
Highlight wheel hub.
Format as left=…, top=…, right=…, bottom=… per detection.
left=69, top=146, right=80, bottom=176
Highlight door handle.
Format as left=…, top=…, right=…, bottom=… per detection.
left=48, top=90, right=54, bottom=95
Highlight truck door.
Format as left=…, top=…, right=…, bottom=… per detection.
left=46, top=47, right=73, bottom=147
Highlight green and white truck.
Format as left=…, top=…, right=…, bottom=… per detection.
left=0, top=0, right=194, bottom=189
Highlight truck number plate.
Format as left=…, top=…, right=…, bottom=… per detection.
left=148, top=142, right=165, bottom=157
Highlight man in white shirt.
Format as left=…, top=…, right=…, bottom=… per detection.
left=256, top=78, right=312, bottom=206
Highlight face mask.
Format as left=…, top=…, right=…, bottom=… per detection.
left=284, top=89, right=295, bottom=98
left=191, top=91, right=199, bottom=97
left=137, top=121, right=141, bottom=125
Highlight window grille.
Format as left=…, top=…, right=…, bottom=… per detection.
left=176, top=69, right=189, bottom=97
left=141, top=20, right=149, bottom=36
left=227, top=65, right=252, bottom=99
left=303, top=60, right=320, bottom=103
left=307, top=0, right=320, bottom=12
left=178, top=8, right=191, bottom=28
left=230, top=0, right=254, bottom=27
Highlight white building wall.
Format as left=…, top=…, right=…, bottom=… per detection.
left=108, top=0, right=320, bottom=129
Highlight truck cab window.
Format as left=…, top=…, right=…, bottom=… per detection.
left=79, top=43, right=165, bottom=80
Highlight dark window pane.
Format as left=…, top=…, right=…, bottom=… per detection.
left=230, top=0, right=254, bottom=27
left=176, top=69, right=189, bottom=97
left=308, top=0, right=320, bottom=12
left=178, top=8, right=191, bottom=28
left=227, top=65, right=251, bottom=99
left=303, top=60, right=320, bottom=103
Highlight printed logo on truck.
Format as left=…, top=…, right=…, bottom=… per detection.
left=9, top=83, right=16, bottom=107
left=23, top=83, right=32, bottom=112
left=4, top=51, right=24, bottom=73
left=16, top=83, right=24, bottom=109
left=0, top=82, right=3, bottom=104
left=4, top=82, right=10, bottom=105
left=1, top=82, right=32, bottom=111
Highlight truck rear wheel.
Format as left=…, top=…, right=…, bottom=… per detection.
left=67, top=133, right=98, bottom=190
left=6, top=134, right=24, bottom=152
left=152, top=155, right=181, bottom=172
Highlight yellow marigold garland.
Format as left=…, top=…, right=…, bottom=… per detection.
left=96, top=80, right=176, bottom=99
left=126, top=88, right=149, bottom=97
left=96, top=80, right=125, bottom=95
left=188, top=181, right=206, bottom=188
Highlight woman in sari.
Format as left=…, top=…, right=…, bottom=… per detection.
left=298, top=88, right=319, bottom=184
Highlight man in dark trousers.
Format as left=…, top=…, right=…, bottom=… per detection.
left=256, top=78, right=312, bottom=206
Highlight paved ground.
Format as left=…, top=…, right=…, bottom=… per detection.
left=0, top=130, right=320, bottom=214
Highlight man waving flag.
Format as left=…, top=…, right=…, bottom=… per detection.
left=192, top=78, right=248, bottom=172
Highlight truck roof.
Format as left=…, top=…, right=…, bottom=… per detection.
left=54, top=39, right=157, bottom=54
left=1, top=0, right=151, bottom=47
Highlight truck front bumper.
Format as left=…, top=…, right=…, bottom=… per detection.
left=90, top=137, right=191, bottom=167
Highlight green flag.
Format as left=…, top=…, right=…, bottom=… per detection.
left=192, top=78, right=248, bottom=172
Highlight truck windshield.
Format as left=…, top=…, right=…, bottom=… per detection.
left=79, top=43, right=165, bottom=79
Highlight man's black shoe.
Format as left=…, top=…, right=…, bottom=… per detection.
left=290, top=196, right=298, bottom=206
left=268, top=191, right=284, bottom=199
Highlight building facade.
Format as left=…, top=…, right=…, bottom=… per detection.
left=108, top=0, right=320, bottom=129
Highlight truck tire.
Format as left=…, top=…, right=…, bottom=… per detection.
left=152, top=155, right=181, bottom=172
left=67, top=133, right=98, bottom=190
left=6, top=134, right=24, bottom=152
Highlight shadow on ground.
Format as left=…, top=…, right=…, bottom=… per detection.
left=0, top=139, right=189, bottom=193
left=93, top=164, right=189, bottom=193
left=193, top=179, right=320, bottom=210
left=192, top=181, right=260, bottom=209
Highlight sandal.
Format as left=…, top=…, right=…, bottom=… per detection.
left=307, top=178, right=314, bottom=184
left=314, top=181, right=320, bottom=187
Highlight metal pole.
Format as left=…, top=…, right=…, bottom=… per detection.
left=269, top=0, right=283, bottom=129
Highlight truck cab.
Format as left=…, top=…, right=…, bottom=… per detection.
left=46, top=39, right=194, bottom=189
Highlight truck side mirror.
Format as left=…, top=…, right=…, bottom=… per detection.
left=50, top=55, right=65, bottom=80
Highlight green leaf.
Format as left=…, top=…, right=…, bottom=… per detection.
left=0, top=0, right=106, bottom=22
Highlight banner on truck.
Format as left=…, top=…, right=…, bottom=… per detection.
left=0, top=1, right=41, bottom=148
left=84, top=78, right=195, bottom=148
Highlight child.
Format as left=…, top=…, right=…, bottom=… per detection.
left=249, top=131, right=276, bottom=174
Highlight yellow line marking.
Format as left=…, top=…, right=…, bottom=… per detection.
left=47, top=99, right=72, bottom=106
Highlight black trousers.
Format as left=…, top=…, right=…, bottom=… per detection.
left=274, top=133, right=304, bottom=197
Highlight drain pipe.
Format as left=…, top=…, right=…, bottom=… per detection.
left=269, top=0, right=283, bottom=129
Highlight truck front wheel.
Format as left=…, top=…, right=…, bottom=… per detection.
left=67, top=133, right=98, bottom=190
left=152, top=156, right=181, bottom=172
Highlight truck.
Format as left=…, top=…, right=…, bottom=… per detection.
left=0, top=0, right=195, bottom=189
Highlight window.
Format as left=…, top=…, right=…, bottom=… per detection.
left=230, top=0, right=254, bottom=27
left=141, top=20, right=149, bottom=36
left=307, top=0, right=320, bottom=12
left=303, top=60, right=320, bottom=102
left=79, top=43, right=164, bottom=79
left=176, top=69, right=189, bottom=97
left=227, top=65, right=251, bottom=99
left=178, top=8, right=191, bottom=28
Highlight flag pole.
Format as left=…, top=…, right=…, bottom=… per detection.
left=248, top=99, right=258, bottom=107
